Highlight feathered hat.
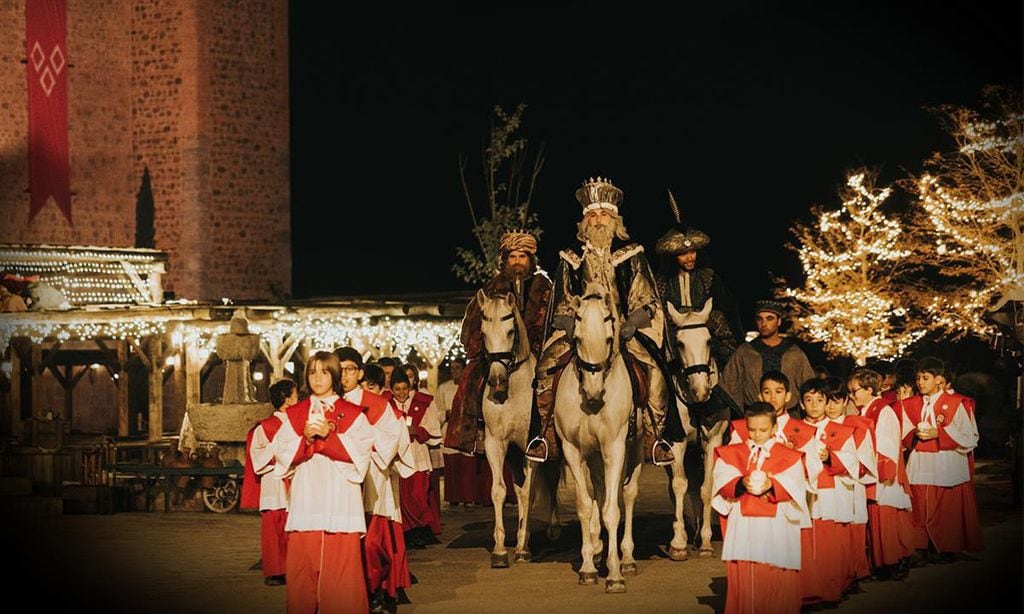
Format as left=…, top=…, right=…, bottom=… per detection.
left=654, top=189, right=711, bottom=255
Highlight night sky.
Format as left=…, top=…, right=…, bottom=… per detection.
left=289, top=2, right=1022, bottom=328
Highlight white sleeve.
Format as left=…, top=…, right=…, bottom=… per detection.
left=773, top=457, right=810, bottom=526
left=337, top=413, right=375, bottom=484
left=875, top=407, right=903, bottom=468
left=945, top=403, right=979, bottom=451
left=856, top=432, right=878, bottom=485
left=711, top=454, right=742, bottom=516
left=271, top=418, right=302, bottom=478
left=370, top=407, right=402, bottom=471
left=250, top=425, right=276, bottom=475
left=421, top=401, right=444, bottom=446
left=830, top=436, right=859, bottom=485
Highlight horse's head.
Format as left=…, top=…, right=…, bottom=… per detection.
left=571, top=282, right=617, bottom=413
left=476, top=288, right=528, bottom=404
left=667, top=298, right=717, bottom=403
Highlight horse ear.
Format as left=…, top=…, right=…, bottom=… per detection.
left=667, top=302, right=685, bottom=326
left=475, top=288, right=487, bottom=306
left=698, top=298, right=713, bottom=320
left=505, top=292, right=515, bottom=307
left=570, top=294, right=581, bottom=310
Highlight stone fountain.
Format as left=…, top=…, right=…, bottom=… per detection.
left=180, top=310, right=274, bottom=464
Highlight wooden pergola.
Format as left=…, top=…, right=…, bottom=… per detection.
left=1, top=295, right=469, bottom=444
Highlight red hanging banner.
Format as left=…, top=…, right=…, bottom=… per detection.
left=26, top=0, right=71, bottom=223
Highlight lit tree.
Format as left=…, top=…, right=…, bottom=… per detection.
left=453, top=104, right=545, bottom=284
left=906, top=88, right=1024, bottom=339
left=780, top=171, right=925, bottom=365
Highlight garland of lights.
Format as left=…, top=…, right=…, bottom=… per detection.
left=1, top=312, right=465, bottom=367
left=783, top=172, right=923, bottom=364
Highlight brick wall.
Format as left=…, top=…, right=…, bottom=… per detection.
left=0, top=0, right=290, bottom=300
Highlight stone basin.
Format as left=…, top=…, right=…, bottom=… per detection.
left=187, top=403, right=274, bottom=442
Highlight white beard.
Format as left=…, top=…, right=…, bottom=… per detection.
left=584, top=224, right=615, bottom=249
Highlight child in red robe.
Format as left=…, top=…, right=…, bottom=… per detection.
left=241, top=378, right=297, bottom=586
left=903, top=357, right=982, bottom=559
left=271, top=351, right=374, bottom=614
left=713, top=402, right=808, bottom=614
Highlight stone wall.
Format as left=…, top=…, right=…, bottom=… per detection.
left=0, top=0, right=290, bottom=300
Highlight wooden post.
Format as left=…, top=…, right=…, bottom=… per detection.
left=63, top=365, right=73, bottom=428
left=117, top=340, right=129, bottom=438
left=185, top=337, right=201, bottom=409
left=426, top=363, right=439, bottom=395
left=30, top=343, right=45, bottom=420
left=9, top=349, right=22, bottom=438
left=147, top=336, right=164, bottom=442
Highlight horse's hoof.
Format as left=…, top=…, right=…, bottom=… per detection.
left=605, top=579, right=627, bottom=593
left=620, top=561, right=638, bottom=575
left=513, top=550, right=530, bottom=564
left=698, top=548, right=715, bottom=558
left=578, top=571, right=599, bottom=585
left=490, top=553, right=509, bottom=568
left=547, top=525, right=562, bottom=542
left=668, top=546, right=689, bottom=561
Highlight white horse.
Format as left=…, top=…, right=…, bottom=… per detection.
left=663, top=298, right=729, bottom=559
left=554, top=282, right=642, bottom=593
left=477, top=289, right=561, bottom=568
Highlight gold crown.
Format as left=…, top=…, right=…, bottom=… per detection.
left=575, top=176, right=623, bottom=213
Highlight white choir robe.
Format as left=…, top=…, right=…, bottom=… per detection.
left=249, top=411, right=291, bottom=511
left=272, top=394, right=375, bottom=533
left=906, top=393, right=978, bottom=488
left=344, top=388, right=416, bottom=522
left=867, top=402, right=912, bottom=509
left=712, top=439, right=809, bottom=570
left=830, top=414, right=877, bottom=525
left=806, top=420, right=859, bottom=524
left=393, top=395, right=444, bottom=474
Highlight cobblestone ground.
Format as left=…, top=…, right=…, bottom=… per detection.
left=7, top=459, right=1020, bottom=613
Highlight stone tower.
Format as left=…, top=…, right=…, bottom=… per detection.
left=0, top=0, right=291, bottom=301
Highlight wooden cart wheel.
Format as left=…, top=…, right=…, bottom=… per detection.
left=202, top=477, right=239, bottom=513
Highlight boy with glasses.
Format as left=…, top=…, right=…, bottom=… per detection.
left=848, top=368, right=915, bottom=579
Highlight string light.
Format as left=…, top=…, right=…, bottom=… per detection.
left=906, top=96, right=1023, bottom=339
left=0, top=245, right=165, bottom=306
left=783, top=172, right=922, bottom=364
left=1, top=308, right=465, bottom=368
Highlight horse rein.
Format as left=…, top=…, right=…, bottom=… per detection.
left=675, top=322, right=715, bottom=377
left=573, top=292, right=616, bottom=376
left=481, top=311, right=526, bottom=375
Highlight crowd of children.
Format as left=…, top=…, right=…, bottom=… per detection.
left=241, top=347, right=445, bottom=614
left=714, top=358, right=983, bottom=613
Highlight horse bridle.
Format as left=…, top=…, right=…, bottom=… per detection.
left=574, top=292, right=616, bottom=377
left=675, top=322, right=714, bottom=378
left=481, top=311, right=526, bottom=375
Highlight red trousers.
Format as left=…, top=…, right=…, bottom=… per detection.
left=363, top=514, right=410, bottom=598
left=261, top=508, right=289, bottom=578
left=286, top=531, right=368, bottom=614
left=800, top=520, right=846, bottom=603
left=910, top=482, right=983, bottom=553
left=725, top=560, right=801, bottom=614
left=867, top=503, right=915, bottom=566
